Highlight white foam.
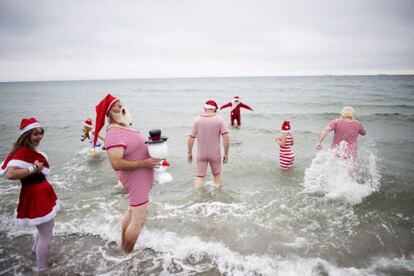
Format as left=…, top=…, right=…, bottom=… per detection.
left=137, top=229, right=414, bottom=275
left=150, top=200, right=249, bottom=222
left=302, top=142, right=380, bottom=205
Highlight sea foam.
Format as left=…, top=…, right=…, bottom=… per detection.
left=302, top=142, right=380, bottom=205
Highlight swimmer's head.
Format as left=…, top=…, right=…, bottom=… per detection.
left=340, top=106, right=355, bottom=120
left=109, top=103, right=133, bottom=127
left=204, top=100, right=218, bottom=112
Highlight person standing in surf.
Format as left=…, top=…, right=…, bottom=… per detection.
left=220, top=96, right=254, bottom=128
left=93, top=94, right=161, bottom=253
left=188, top=100, right=229, bottom=189
left=276, top=120, right=294, bottom=170
left=0, top=117, right=61, bottom=272
left=316, top=106, right=366, bottom=159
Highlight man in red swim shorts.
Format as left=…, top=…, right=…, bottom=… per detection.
left=188, top=100, right=230, bottom=189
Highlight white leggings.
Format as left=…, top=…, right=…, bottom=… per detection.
left=32, top=219, right=54, bottom=271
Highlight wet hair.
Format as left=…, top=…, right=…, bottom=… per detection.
left=10, top=128, right=44, bottom=155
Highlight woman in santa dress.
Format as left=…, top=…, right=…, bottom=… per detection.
left=0, top=117, right=60, bottom=272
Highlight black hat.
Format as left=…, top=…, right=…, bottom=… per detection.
left=146, top=129, right=168, bottom=144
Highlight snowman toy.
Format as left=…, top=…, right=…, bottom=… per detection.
left=146, top=129, right=172, bottom=185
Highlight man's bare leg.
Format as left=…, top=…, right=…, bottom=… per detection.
left=213, top=173, right=222, bottom=189
left=121, top=207, right=132, bottom=250
left=194, top=177, right=204, bottom=189
left=123, top=203, right=148, bottom=253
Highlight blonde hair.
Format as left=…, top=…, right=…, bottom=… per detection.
left=340, top=106, right=355, bottom=119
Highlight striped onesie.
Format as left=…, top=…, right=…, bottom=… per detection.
left=105, top=126, right=154, bottom=206
left=279, top=134, right=294, bottom=170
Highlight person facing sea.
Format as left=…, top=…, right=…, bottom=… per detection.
left=276, top=120, right=294, bottom=170
left=93, top=94, right=161, bottom=253
left=316, top=106, right=366, bottom=159
left=0, top=117, right=60, bottom=272
left=188, top=100, right=229, bottom=189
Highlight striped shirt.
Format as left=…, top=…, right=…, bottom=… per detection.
left=105, top=127, right=154, bottom=206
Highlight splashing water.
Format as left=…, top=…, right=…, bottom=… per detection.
left=302, top=142, right=381, bottom=205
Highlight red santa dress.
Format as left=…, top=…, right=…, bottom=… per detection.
left=0, top=146, right=60, bottom=226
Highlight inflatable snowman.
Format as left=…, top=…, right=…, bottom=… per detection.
left=146, top=129, right=172, bottom=185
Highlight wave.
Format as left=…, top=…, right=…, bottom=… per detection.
left=301, top=142, right=381, bottom=205
left=364, top=113, right=414, bottom=121
left=251, top=111, right=414, bottom=123
left=1, top=225, right=413, bottom=275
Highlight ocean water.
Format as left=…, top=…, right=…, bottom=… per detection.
left=0, top=75, right=413, bottom=275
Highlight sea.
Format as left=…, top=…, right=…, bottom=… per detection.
left=0, top=75, right=413, bottom=275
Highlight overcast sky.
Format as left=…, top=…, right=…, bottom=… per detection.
left=0, top=0, right=413, bottom=81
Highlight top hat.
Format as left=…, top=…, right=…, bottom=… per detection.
left=146, top=129, right=168, bottom=144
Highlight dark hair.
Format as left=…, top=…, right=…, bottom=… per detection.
left=10, top=128, right=44, bottom=155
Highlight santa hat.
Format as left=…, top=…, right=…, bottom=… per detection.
left=83, top=118, right=93, bottom=128
left=233, top=96, right=240, bottom=100
left=19, top=117, right=41, bottom=135
left=94, top=94, right=119, bottom=146
left=204, top=100, right=218, bottom=110
left=281, top=120, right=291, bottom=133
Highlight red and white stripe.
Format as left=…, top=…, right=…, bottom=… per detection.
left=279, top=135, right=294, bottom=170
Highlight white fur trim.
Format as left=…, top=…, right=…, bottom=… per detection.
left=0, top=159, right=50, bottom=176
left=106, top=98, right=119, bottom=115
left=15, top=200, right=61, bottom=226
left=0, top=161, right=6, bottom=176
left=19, top=122, right=41, bottom=135
left=231, top=99, right=240, bottom=111
left=37, top=150, right=49, bottom=161
left=204, top=104, right=217, bottom=110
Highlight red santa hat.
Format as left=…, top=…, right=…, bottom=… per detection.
left=204, top=100, right=218, bottom=111
left=83, top=118, right=93, bottom=128
left=281, top=120, right=291, bottom=133
left=233, top=96, right=240, bottom=99
left=94, top=94, right=119, bottom=147
left=19, top=117, right=41, bottom=135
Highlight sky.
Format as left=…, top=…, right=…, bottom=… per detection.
left=0, top=0, right=413, bottom=81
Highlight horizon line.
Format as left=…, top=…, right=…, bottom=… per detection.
left=1, top=73, right=413, bottom=83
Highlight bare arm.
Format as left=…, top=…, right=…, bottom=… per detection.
left=106, top=147, right=160, bottom=171
left=187, top=136, right=195, bottom=163
left=222, top=133, right=229, bottom=164
left=316, top=125, right=333, bottom=150
left=276, top=134, right=286, bottom=147
left=360, top=123, right=366, bottom=136
left=6, top=160, right=44, bottom=180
